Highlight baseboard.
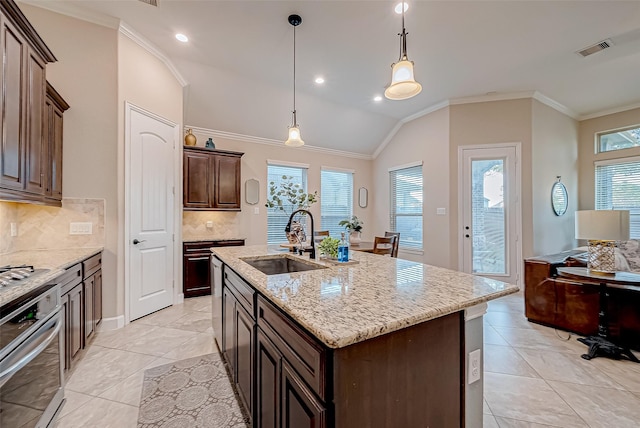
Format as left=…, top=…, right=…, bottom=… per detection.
left=98, top=315, right=125, bottom=331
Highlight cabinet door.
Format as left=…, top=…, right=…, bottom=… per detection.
left=257, top=328, right=281, bottom=428
left=183, top=253, right=211, bottom=298
left=222, top=286, right=236, bottom=371
left=84, top=275, right=95, bottom=341
left=68, top=285, right=83, bottom=360
left=48, top=101, right=63, bottom=200
left=213, top=154, right=241, bottom=209
left=94, top=270, right=103, bottom=326
left=281, top=361, right=326, bottom=428
left=0, top=16, right=26, bottom=191
left=24, top=48, right=46, bottom=195
left=183, top=150, right=212, bottom=208
left=235, top=302, right=254, bottom=420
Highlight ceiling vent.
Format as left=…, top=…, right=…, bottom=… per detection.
left=138, top=0, right=158, bottom=6
left=576, top=39, right=613, bottom=57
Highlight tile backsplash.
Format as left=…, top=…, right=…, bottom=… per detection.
left=183, top=211, right=243, bottom=241
left=0, top=198, right=105, bottom=254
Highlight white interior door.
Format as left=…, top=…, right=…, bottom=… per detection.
left=127, top=105, right=177, bottom=321
left=459, top=145, right=521, bottom=285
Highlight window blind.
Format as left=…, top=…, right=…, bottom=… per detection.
left=595, top=159, right=640, bottom=239
left=267, top=165, right=308, bottom=245
left=389, top=165, right=423, bottom=249
left=320, top=170, right=353, bottom=238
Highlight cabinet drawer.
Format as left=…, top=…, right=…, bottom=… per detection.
left=184, top=241, right=216, bottom=254
left=59, top=264, right=82, bottom=295
left=83, top=253, right=102, bottom=279
left=224, top=267, right=255, bottom=316
left=257, top=296, right=326, bottom=399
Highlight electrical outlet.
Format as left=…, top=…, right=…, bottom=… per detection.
left=70, top=222, right=93, bottom=235
left=468, top=349, right=481, bottom=384
left=10, top=222, right=17, bottom=237
left=206, top=221, right=213, bottom=228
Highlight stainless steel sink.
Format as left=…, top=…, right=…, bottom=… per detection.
left=241, top=255, right=327, bottom=275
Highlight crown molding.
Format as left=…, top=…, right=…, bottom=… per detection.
left=18, top=0, right=120, bottom=29
left=118, top=22, right=188, bottom=87
left=532, top=91, right=579, bottom=120
left=579, top=101, right=640, bottom=121
left=187, top=126, right=373, bottom=160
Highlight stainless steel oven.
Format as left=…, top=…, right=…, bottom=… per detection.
left=0, top=283, right=64, bottom=428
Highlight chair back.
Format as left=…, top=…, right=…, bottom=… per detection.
left=373, top=236, right=396, bottom=256
left=314, top=230, right=330, bottom=243
left=384, top=231, right=400, bottom=258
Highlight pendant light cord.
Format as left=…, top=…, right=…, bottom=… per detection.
left=292, top=23, right=297, bottom=125
left=400, top=3, right=408, bottom=61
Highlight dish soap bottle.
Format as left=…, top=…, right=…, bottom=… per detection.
left=338, top=232, right=349, bottom=262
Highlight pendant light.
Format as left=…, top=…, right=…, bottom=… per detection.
left=385, top=3, right=422, bottom=100
left=285, top=14, right=304, bottom=147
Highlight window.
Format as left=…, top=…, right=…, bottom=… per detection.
left=390, top=164, right=423, bottom=249
left=595, top=157, right=640, bottom=239
left=598, top=126, right=640, bottom=153
left=321, top=169, right=353, bottom=238
left=266, top=164, right=308, bottom=245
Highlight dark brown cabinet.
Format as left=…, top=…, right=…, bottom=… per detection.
left=0, top=0, right=60, bottom=206
left=44, top=83, right=69, bottom=202
left=183, top=240, right=244, bottom=298
left=256, top=329, right=280, bottom=428
left=281, top=361, right=326, bottom=428
left=183, top=146, right=243, bottom=211
left=55, top=252, right=102, bottom=375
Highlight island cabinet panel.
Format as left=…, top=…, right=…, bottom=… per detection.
left=183, top=146, right=244, bottom=211
left=235, top=301, right=254, bottom=418
left=281, top=361, right=327, bottom=428
left=332, top=311, right=463, bottom=428
left=256, top=329, right=281, bottom=428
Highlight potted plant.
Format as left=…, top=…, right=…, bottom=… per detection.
left=317, top=236, right=340, bottom=259
left=265, top=176, right=318, bottom=243
left=338, top=215, right=364, bottom=244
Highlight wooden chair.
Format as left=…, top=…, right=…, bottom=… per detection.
left=384, top=231, right=400, bottom=258
left=372, top=236, right=396, bottom=256
left=314, top=230, right=330, bottom=243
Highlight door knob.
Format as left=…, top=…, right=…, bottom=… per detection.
left=133, top=239, right=146, bottom=245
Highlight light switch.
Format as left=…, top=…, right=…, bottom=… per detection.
left=206, top=221, right=213, bottom=228
left=254, top=207, right=259, bottom=215
left=70, top=222, right=92, bottom=235
left=436, top=208, right=446, bottom=215
left=10, top=222, right=17, bottom=237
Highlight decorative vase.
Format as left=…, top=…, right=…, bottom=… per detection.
left=206, top=138, right=216, bottom=149
left=349, top=231, right=362, bottom=245
left=184, top=129, right=197, bottom=146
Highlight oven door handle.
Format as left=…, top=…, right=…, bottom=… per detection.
left=0, top=312, right=61, bottom=388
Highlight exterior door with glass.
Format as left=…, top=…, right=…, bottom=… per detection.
left=460, top=145, right=520, bottom=285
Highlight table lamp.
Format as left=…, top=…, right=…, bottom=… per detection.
left=575, top=210, right=630, bottom=275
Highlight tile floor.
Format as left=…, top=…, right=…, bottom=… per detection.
left=54, top=292, right=640, bottom=427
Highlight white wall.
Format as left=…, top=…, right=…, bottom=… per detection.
left=373, top=107, right=450, bottom=265
left=531, top=100, right=579, bottom=255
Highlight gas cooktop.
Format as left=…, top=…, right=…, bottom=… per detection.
left=0, top=266, right=50, bottom=288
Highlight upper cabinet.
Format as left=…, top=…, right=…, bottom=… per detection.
left=183, top=146, right=244, bottom=211
left=44, top=83, right=70, bottom=202
left=0, top=0, right=66, bottom=207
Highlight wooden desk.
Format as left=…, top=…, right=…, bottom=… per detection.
left=557, top=267, right=640, bottom=362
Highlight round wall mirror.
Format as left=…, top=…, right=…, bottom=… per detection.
left=551, top=179, right=568, bottom=216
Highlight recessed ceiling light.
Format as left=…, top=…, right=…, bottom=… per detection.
left=175, top=33, right=189, bottom=43
left=374, top=95, right=383, bottom=102
left=315, top=77, right=325, bottom=84
left=394, top=2, right=409, bottom=14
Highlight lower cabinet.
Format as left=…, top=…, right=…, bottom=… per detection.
left=57, top=252, right=103, bottom=375
left=183, top=240, right=244, bottom=298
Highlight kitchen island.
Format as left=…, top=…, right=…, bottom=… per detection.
left=212, top=245, right=519, bottom=428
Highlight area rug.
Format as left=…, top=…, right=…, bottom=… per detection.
left=137, top=352, right=249, bottom=428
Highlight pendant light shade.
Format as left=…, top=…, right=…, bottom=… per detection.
left=385, top=4, right=422, bottom=101
left=285, top=14, right=304, bottom=147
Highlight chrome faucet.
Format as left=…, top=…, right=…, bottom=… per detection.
left=285, top=209, right=316, bottom=259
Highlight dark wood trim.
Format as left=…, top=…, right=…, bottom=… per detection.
left=46, top=81, right=70, bottom=111
left=0, top=186, right=61, bottom=206
left=0, top=0, right=56, bottom=62
left=183, top=145, right=244, bottom=157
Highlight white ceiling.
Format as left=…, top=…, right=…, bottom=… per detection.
left=24, top=1, right=640, bottom=156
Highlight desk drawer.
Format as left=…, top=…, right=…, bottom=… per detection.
left=257, top=296, right=326, bottom=398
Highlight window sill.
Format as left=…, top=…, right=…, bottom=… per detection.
left=399, top=248, right=424, bottom=256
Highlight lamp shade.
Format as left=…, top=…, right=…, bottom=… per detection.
left=285, top=126, right=304, bottom=147
left=384, top=59, right=422, bottom=100
left=575, top=210, right=630, bottom=241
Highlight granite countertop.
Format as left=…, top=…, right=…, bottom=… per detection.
left=0, top=247, right=103, bottom=306
left=212, top=245, right=519, bottom=349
